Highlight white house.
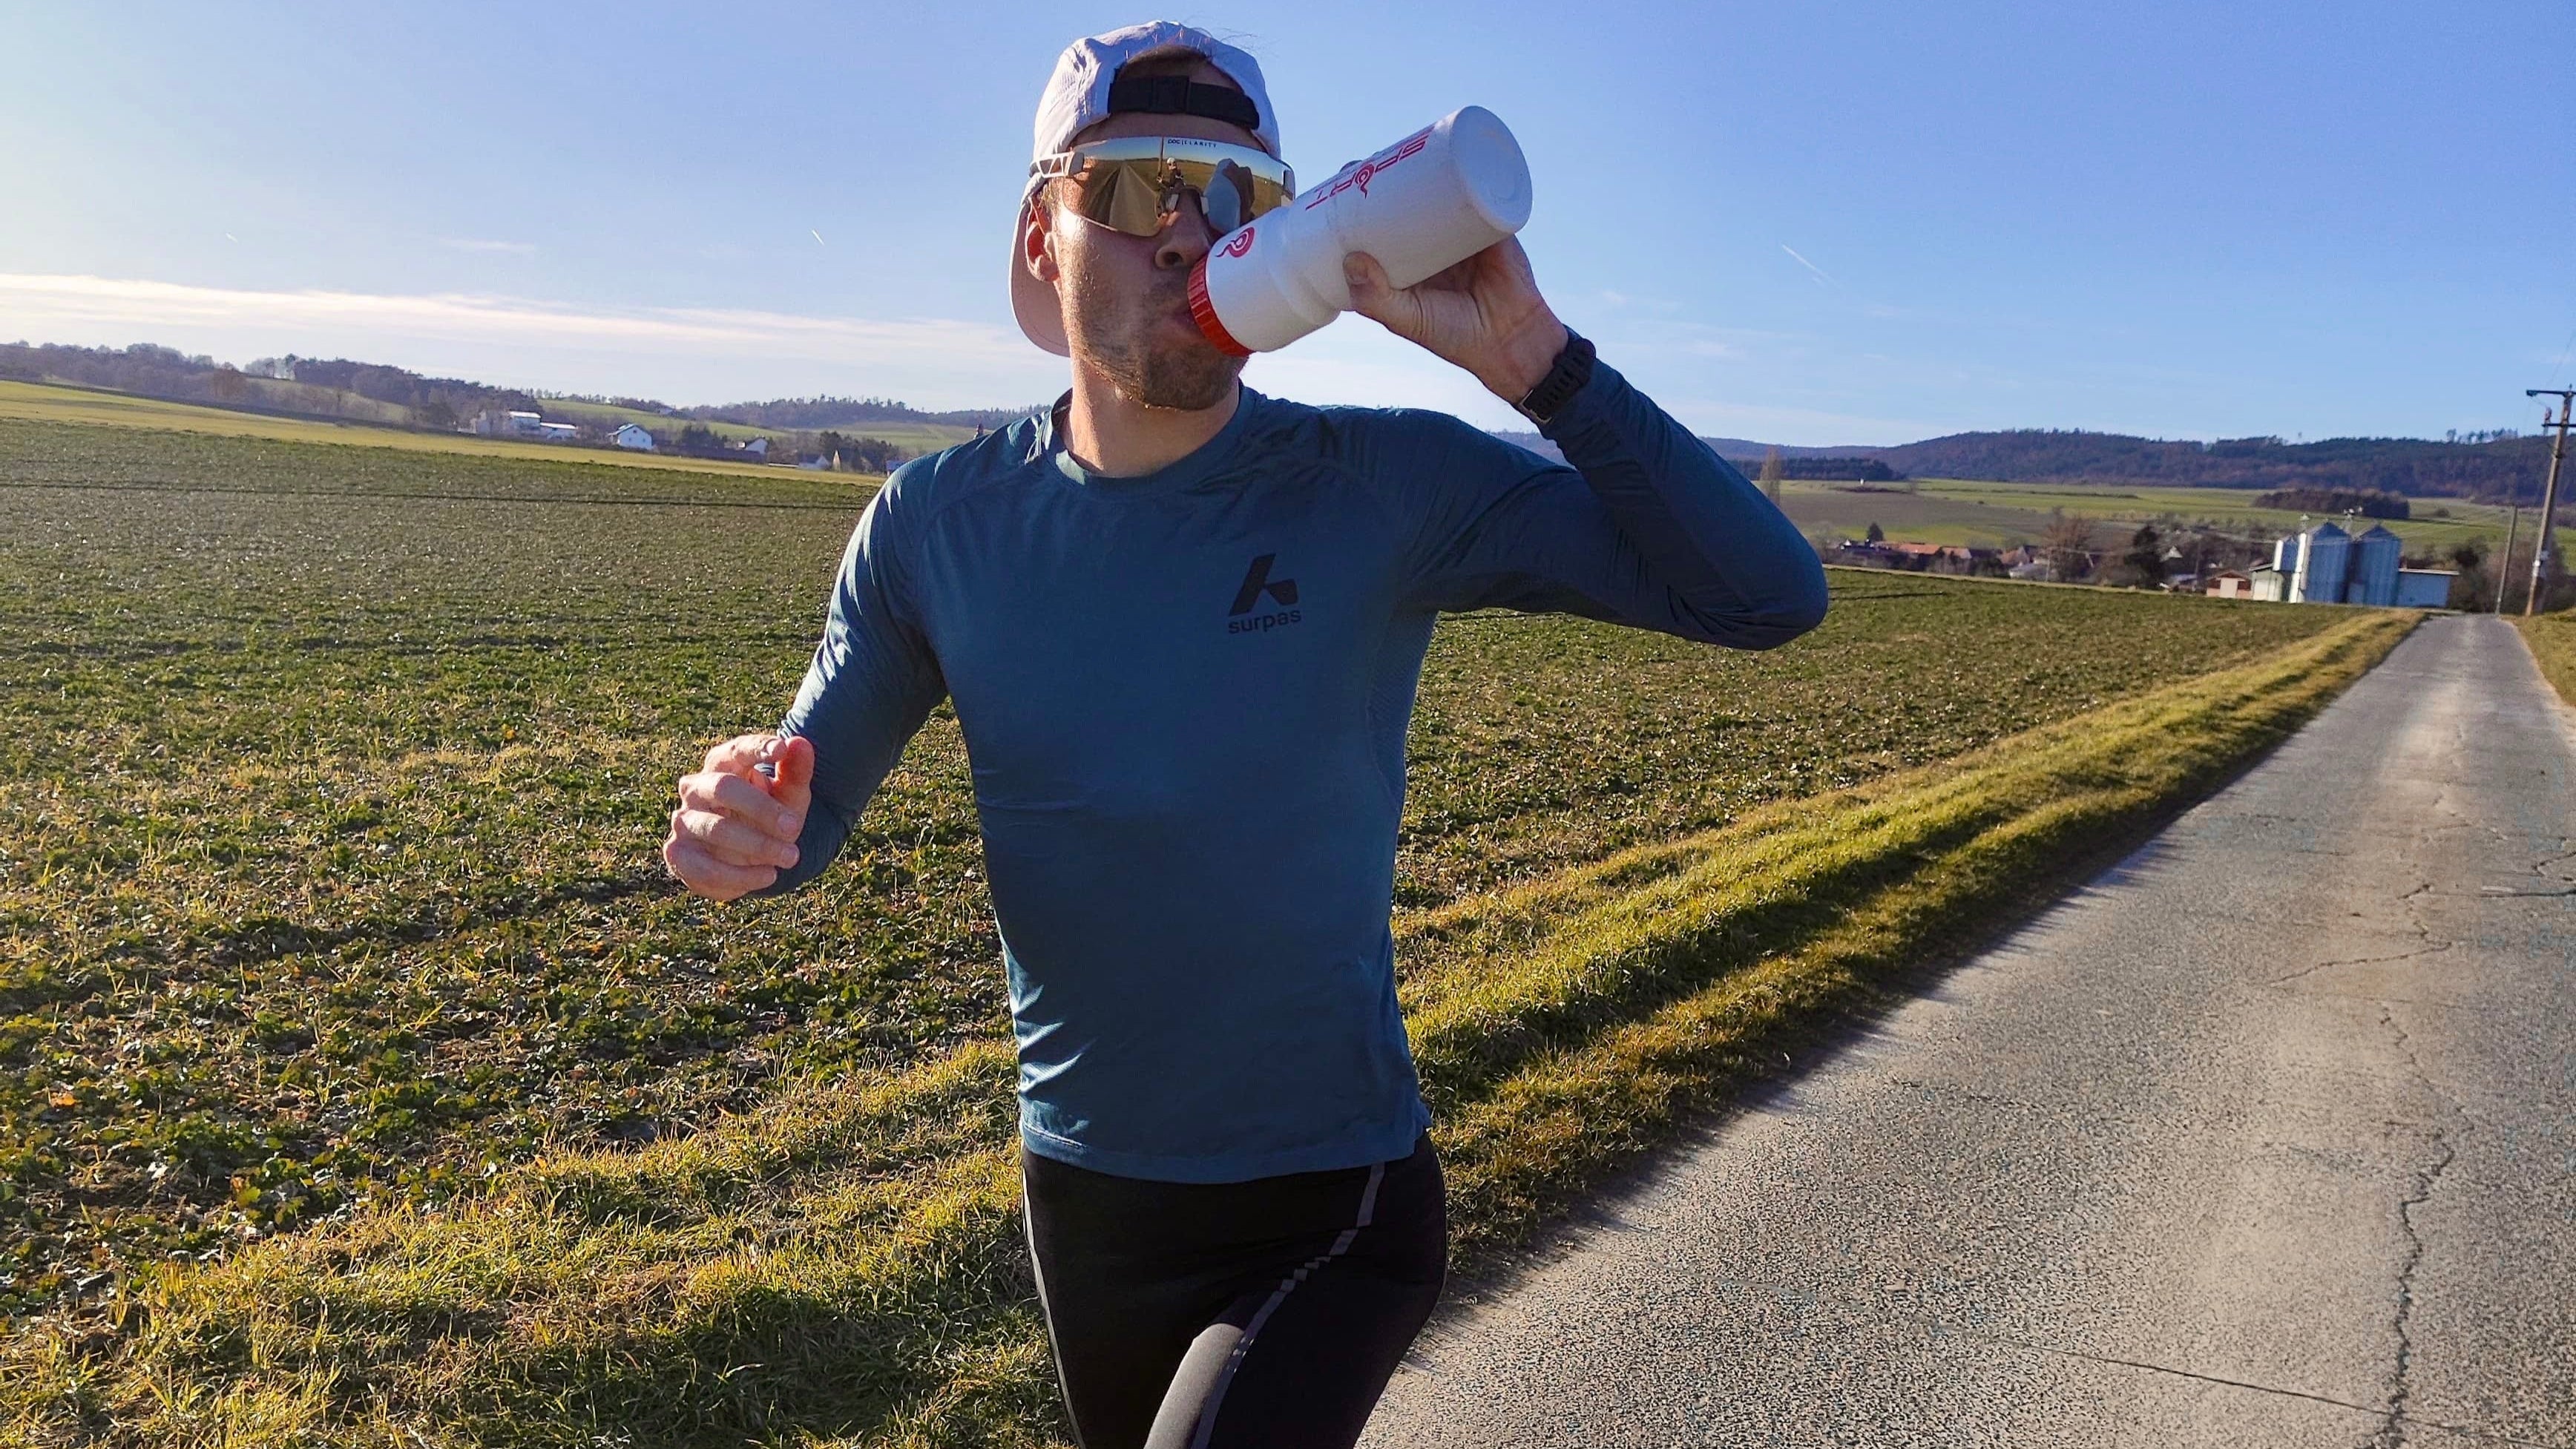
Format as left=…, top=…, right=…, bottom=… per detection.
left=743, top=436, right=770, bottom=459
left=611, top=423, right=655, bottom=451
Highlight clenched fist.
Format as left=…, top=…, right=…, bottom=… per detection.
left=663, top=732, right=815, bottom=901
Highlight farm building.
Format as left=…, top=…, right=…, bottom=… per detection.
left=2395, top=570, right=2455, bottom=608
left=2206, top=570, right=2253, bottom=599
left=536, top=421, right=579, bottom=442
left=2262, top=522, right=2450, bottom=608
left=471, top=409, right=545, bottom=438
left=611, top=423, right=654, bottom=451
left=2270, top=522, right=2396, bottom=605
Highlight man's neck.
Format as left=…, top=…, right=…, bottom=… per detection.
left=1062, top=366, right=1241, bottom=477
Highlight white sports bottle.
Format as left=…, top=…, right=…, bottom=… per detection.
left=1188, top=105, right=1533, bottom=355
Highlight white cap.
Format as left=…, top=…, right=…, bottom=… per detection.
left=1009, top=22, right=1280, bottom=357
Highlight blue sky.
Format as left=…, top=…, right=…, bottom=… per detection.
left=4, top=1, right=2570, bottom=443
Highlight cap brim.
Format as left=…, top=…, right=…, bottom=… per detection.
left=1008, top=196, right=1071, bottom=358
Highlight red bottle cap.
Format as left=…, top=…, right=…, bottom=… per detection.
left=1187, top=258, right=1252, bottom=358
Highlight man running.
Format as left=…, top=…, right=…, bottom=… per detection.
left=662, top=21, right=1827, bottom=1448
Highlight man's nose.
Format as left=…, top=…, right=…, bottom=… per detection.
left=1154, top=193, right=1215, bottom=272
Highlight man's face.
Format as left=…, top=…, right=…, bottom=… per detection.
left=1025, top=63, right=1260, bottom=410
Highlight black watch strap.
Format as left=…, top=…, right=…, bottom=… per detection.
left=1517, top=329, right=1597, bottom=427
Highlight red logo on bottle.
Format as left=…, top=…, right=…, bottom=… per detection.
left=1304, top=127, right=1433, bottom=210
left=1219, top=226, right=1256, bottom=259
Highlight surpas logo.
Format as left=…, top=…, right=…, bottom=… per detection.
left=1227, top=553, right=1301, bottom=634
left=1218, top=226, right=1257, bottom=259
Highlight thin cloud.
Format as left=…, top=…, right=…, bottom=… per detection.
left=441, top=237, right=538, bottom=255
left=1780, top=244, right=1833, bottom=288
left=0, top=272, right=1028, bottom=363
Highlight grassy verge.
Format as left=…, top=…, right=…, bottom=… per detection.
left=2514, top=610, right=2576, bottom=708
left=0, top=610, right=2414, bottom=1448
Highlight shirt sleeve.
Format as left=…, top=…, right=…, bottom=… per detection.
left=757, top=470, right=948, bottom=896
left=1393, top=356, right=1829, bottom=649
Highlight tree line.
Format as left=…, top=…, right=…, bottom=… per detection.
left=1862, top=428, right=2555, bottom=504
left=2250, top=486, right=2410, bottom=519
left=1723, top=454, right=1903, bottom=482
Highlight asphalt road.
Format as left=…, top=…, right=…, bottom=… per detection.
left=1364, top=615, right=2575, bottom=1448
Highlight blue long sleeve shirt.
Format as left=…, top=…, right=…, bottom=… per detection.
left=769, top=358, right=1827, bottom=1182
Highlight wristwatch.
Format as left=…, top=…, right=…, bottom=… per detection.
left=1516, top=329, right=1596, bottom=427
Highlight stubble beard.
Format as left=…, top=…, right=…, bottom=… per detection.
left=1071, top=272, right=1243, bottom=412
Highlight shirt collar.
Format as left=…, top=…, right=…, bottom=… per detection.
left=1036, top=384, right=1265, bottom=493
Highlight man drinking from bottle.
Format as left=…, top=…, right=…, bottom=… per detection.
left=661, top=20, right=1827, bottom=1448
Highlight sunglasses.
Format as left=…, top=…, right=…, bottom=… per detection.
left=1030, top=137, right=1296, bottom=240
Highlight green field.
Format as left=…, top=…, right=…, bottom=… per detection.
left=538, top=398, right=985, bottom=456
left=0, top=414, right=2406, bottom=1443
left=0, top=378, right=990, bottom=464
left=0, top=380, right=812, bottom=480
left=1777, top=476, right=2559, bottom=556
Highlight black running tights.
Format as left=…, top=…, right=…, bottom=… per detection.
left=1019, top=1134, right=1447, bottom=1449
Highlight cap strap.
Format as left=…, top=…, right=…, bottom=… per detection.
left=1106, top=74, right=1261, bottom=134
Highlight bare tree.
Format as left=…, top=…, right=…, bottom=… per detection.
left=1759, top=446, right=1784, bottom=505
left=2042, top=510, right=2098, bottom=582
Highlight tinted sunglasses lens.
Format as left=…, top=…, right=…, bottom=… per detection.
left=1063, top=147, right=1289, bottom=238
left=1209, top=157, right=1291, bottom=226
left=1201, top=159, right=1248, bottom=234
left=1072, top=160, right=1168, bottom=236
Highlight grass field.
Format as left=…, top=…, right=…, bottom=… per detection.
left=0, top=413, right=2407, bottom=1444
left=536, top=398, right=984, bottom=456
left=2517, top=610, right=2576, bottom=708
left=1776, top=476, right=2557, bottom=557
left=0, top=381, right=839, bottom=481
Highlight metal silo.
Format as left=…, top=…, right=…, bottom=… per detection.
left=2349, top=525, right=2401, bottom=606
left=2293, top=522, right=2350, bottom=604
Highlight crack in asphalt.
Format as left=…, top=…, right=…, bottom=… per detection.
left=2372, top=1002, right=2468, bottom=1449
left=2526, top=846, right=2575, bottom=883
left=2253, top=821, right=2489, bottom=1449
left=1978, top=1336, right=2552, bottom=1447
left=2269, top=878, right=2467, bottom=988
left=2269, top=941, right=2457, bottom=986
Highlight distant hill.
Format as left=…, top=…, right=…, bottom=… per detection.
left=1494, top=425, right=2554, bottom=504
left=1856, top=430, right=2554, bottom=502
left=0, top=341, right=1027, bottom=462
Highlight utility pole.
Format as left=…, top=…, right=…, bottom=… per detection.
left=2497, top=496, right=2523, bottom=614
left=2524, top=389, right=2574, bottom=617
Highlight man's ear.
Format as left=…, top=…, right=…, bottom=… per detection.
left=1022, top=200, right=1060, bottom=286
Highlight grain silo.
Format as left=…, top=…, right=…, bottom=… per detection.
left=2291, top=522, right=2350, bottom=604
left=2347, top=524, right=2401, bottom=606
